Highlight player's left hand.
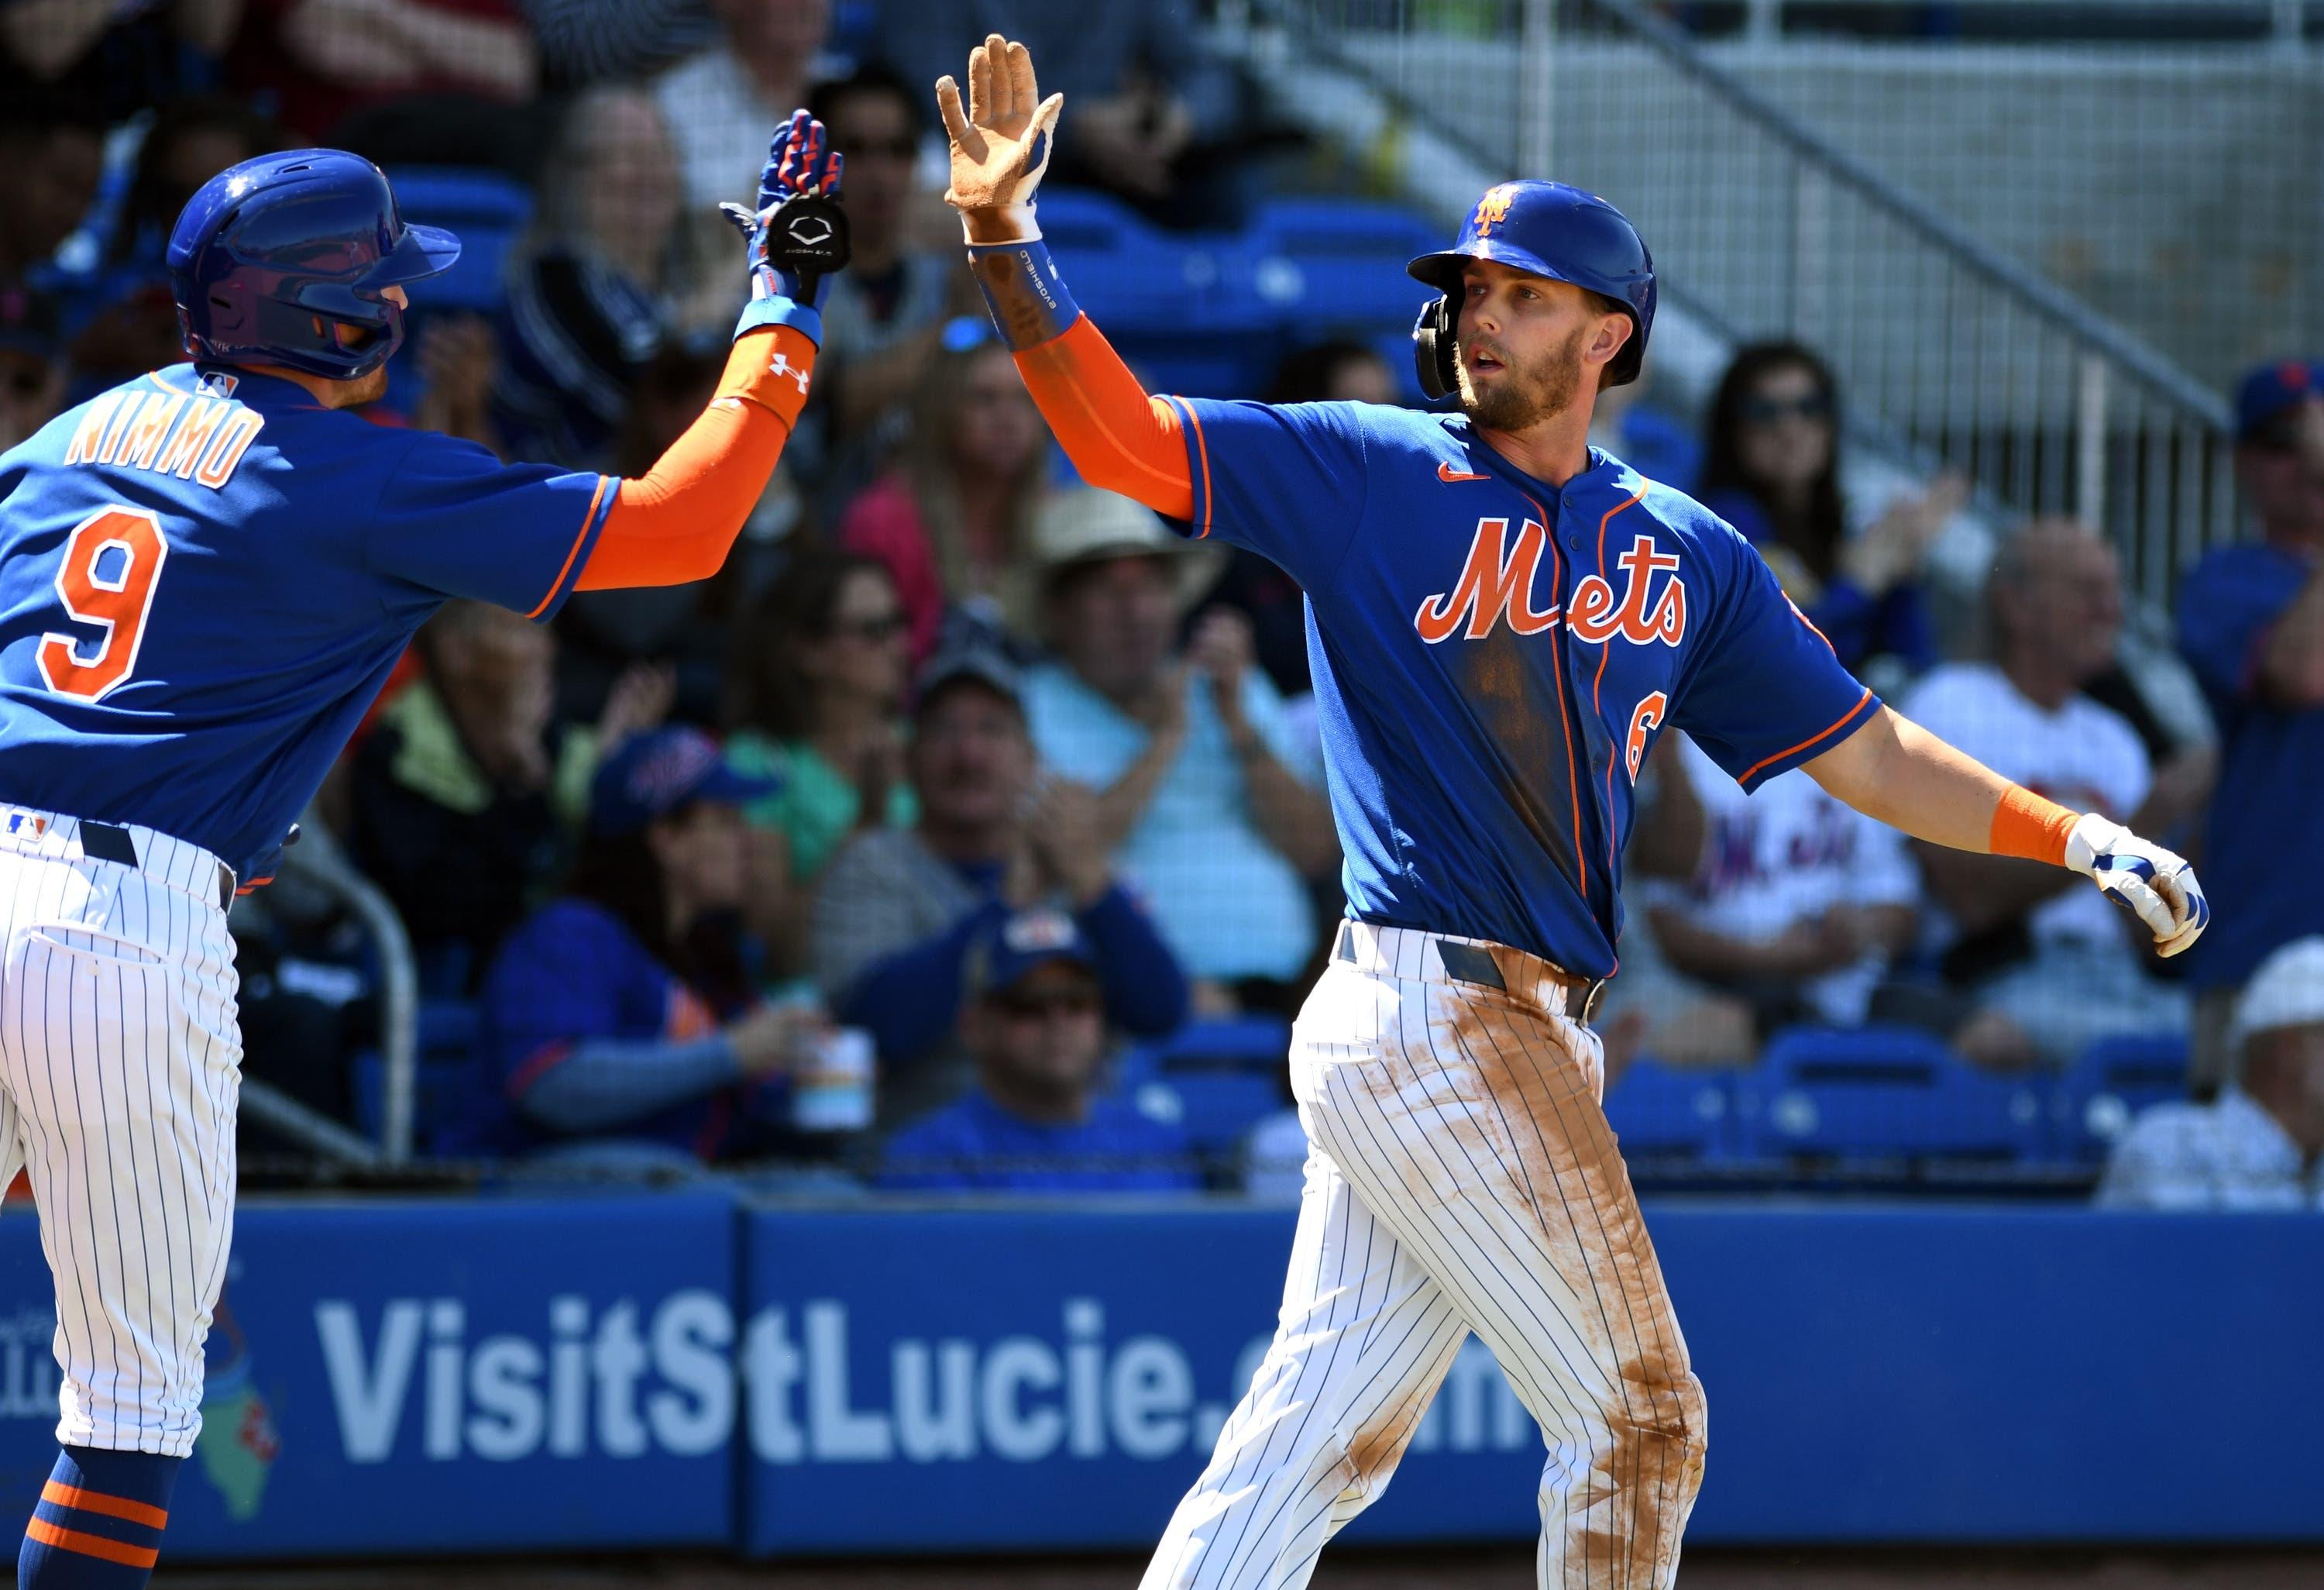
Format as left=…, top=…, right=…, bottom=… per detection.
left=2065, top=812, right=2209, bottom=958
left=720, top=108, right=848, bottom=333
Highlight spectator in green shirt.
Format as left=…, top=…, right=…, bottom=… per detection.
left=726, top=548, right=917, bottom=969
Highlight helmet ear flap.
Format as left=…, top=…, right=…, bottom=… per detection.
left=1412, top=294, right=1459, bottom=401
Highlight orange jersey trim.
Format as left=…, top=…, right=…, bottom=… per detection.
left=529, top=475, right=611, bottom=618
left=1011, top=317, right=1195, bottom=521
left=25, top=1519, right=158, bottom=1569
left=40, top=1482, right=167, bottom=1530
left=1179, top=399, right=1216, bottom=538
left=1733, top=687, right=1875, bottom=786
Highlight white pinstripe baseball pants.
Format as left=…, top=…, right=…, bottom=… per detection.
left=1144, top=924, right=1707, bottom=1590
left=0, top=813, right=242, bottom=1458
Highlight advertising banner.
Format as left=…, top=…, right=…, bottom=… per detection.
left=0, top=1192, right=737, bottom=1559
left=741, top=1201, right=2324, bottom=1554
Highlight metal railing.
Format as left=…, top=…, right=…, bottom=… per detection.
left=246, top=828, right=418, bottom=1168
left=1252, top=0, right=2251, bottom=604
left=1724, top=0, right=2312, bottom=49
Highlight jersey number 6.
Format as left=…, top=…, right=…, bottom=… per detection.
left=37, top=506, right=169, bottom=704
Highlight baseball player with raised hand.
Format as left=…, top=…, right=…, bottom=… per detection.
left=0, top=114, right=844, bottom=1584
left=937, top=36, right=2208, bottom=1590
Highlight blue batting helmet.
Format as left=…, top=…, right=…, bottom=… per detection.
left=1407, top=181, right=1656, bottom=397
left=167, top=150, right=461, bottom=381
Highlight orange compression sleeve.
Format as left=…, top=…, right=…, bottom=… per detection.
left=1013, top=317, right=1195, bottom=521
left=576, top=326, right=816, bottom=590
left=1987, top=783, right=2077, bottom=866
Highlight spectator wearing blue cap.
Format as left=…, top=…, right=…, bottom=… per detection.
left=813, top=644, right=1190, bottom=1124
left=454, top=726, right=827, bottom=1161
left=878, top=908, right=1198, bottom=1192
left=2176, top=358, right=2324, bottom=1094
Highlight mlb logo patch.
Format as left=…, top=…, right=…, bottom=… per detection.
left=3, top=811, right=47, bottom=838
left=1003, top=908, right=1076, bottom=953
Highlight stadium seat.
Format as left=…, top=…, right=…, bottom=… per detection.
left=1119, top=1016, right=1292, bottom=1155
left=382, top=167, right=533, bottom=313
left=1244, top=196, right=1440, bottom=331
left=1601, top=1058, right=1736, bottom=1161
left=2051, top=1031, right=2190, bottom=1163
left=1740, top=1024, right=2046, bottom=1162
left=352, top=998, right=483, bottom=1149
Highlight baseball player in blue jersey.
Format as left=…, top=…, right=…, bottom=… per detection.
left=935, top=37, right=2210, bottom=1589
left=0, top=116, right=845, bottom=1583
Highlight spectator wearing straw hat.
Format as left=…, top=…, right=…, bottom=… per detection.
left=2175, top=360, right=2324, bottom=1096
left=2098, top=936, right=2324, bottom=1211
left=1023, top=487, right=1336, bottom=1012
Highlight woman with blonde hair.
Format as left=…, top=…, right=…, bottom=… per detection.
left=492, top=84, right=700, bottom=468
left=835, top=326, right=1053, bottom=661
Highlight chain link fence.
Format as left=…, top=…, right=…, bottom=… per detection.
left=1249, top=0, right=2291, bottom=601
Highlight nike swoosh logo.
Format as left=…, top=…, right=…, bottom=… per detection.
left=1438, top=462, right=1490, bottom=483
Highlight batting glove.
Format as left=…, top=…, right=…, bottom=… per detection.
left=721, top=108, right=848, bottom=342
left=936, top=33, right=1064, bottom=241
left=2065, top=812, right=2210, bottom=958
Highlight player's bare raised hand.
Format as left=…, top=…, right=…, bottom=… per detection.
left=935, top=33, right=1063, bottom=240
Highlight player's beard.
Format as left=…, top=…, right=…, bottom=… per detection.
left=1457, top=324, right=1588, bottom=433
left=341, top=365, right=390, bottom=407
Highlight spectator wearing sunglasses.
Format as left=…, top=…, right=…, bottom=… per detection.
left=725, top=549, right=917, bottom=969
left=876, top=907, right=1198, bottom=1192
left=1699, top=342, right=1956, bottom=684
left=2174, top=359, right=2324, bottom=1095
left=808, top=64, right=968, bottom=456
left=836, top=331, right=1054, bottom=665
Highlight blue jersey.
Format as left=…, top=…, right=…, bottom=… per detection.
left=1161, top=398, right=1880, bottom=977
left=0, top=365, right=613, bottom=880
left=2176, top=542, right=2324, bottom=989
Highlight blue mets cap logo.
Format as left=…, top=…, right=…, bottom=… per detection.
left=1471, top=184, right=1520, bottom=238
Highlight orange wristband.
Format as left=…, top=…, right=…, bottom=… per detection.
left=1988, top=784, right=2078, bottom=866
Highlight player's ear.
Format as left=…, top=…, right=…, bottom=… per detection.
left=1588, top=309, right=1632, bottom=380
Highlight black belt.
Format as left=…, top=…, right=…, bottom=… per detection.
left=81, top=822, right=234, bottom=913
left=1335, top=921, right=1607, bottom=1024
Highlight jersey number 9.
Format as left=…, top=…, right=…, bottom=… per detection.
left=37, top=506, right=169, bottom=704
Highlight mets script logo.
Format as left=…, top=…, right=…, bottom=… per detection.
left=1415, top=519, right=1687, bottom=647
left=1471, top=184, right=1519, bottom=237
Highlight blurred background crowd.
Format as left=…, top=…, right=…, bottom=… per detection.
left=2, top=0, right=2319, bottom=1210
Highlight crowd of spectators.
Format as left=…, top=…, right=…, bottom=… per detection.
left=0, top=2, right=2315, bottom=1201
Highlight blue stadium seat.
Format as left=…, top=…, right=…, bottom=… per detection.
left=352, top=998, right=483, bottom=1149
left=2051, top=1031, right=2189, bottom=1163
left=1741, top=1024, right=2046, bottom=1162
left=1118, top=1016, right=1292, bottom=1155
left=1244, top=196, right=1440, bottom=332
left=383, top=167, right=533, bottom=313
left=1601, top=1058, right=1736, bottom=1161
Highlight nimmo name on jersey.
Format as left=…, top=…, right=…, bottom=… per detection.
left=63, top=385, right=266, bottom=490
left=311, top=1295, right=1537, bottom=1467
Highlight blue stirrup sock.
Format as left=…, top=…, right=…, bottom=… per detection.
left=18, top=1447, right=180, bottom=1588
